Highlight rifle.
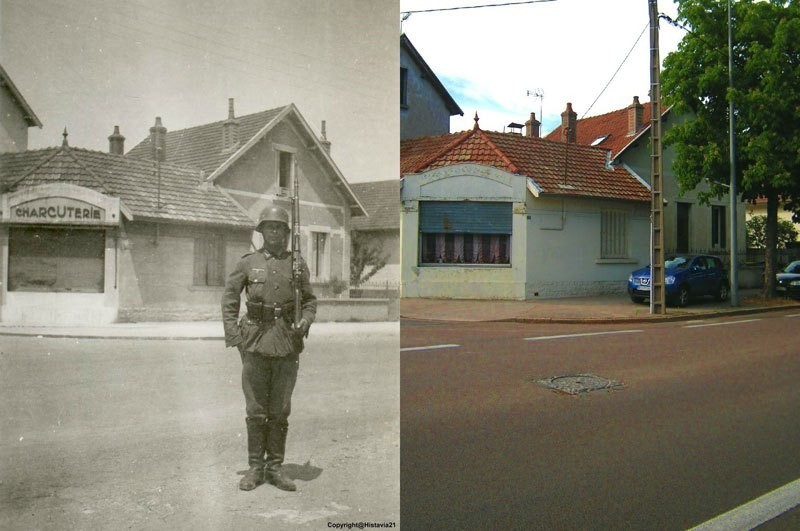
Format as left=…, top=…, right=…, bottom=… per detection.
left=291, top=158, right=305, bottom=335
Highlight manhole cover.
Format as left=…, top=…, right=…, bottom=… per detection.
left=536, top=374, right=624, bottom=395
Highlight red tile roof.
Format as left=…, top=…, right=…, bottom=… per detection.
left=401, top=126, right=650, bottom=202
left=0, top=146, right=253, bottom=227
left=545, top=100, right=669, bottom=159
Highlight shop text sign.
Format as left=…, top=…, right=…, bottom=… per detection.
left=11, top=197, right=106, bottom=224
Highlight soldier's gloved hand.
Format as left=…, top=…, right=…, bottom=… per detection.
left=292, top=318, right=310, bottom=337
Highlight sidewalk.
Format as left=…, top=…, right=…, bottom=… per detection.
left=400, top=288, right=800, bottom=324
left=0, top=320, right=399, bottom=340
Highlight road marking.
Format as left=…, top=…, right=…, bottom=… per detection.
left=785, top=313, right=800, bottom=318
left=688, top=477, right=800, bottom=530
left=400, top=344, right=459, bottom=352
left=684, top=318, right=761, bottom=329
left=524, top=330, right=642, bottom=341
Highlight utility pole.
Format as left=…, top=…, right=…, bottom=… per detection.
left=649, top=0, right=666, bottom=314
left=728, top=0, right=739, bottom=306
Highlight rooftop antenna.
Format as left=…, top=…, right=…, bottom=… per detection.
left=527, top=89, right=544, bottom=136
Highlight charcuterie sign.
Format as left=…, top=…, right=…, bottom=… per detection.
left=10, top=197, right=105, bottom=224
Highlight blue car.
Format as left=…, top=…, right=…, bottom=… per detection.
left=628, top=254, right=730, bottom=307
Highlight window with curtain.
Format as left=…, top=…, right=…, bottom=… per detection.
left=418, top=201, right=512, bottom=266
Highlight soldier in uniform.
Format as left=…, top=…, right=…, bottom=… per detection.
left=221, top=205, right=316, bottom=492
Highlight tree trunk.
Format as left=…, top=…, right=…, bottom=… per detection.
left=763, top=192, right=779, bottom=298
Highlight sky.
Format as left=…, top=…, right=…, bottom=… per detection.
left=0, top=0, right=398, bottom=183
left=399, top=0, right=686, bottom=136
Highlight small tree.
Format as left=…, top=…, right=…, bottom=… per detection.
left=746, top=215, right=799, bottom=249
left=350, top=231, right=389, bottom=287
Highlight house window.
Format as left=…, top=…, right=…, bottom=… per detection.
left=400, top=67, right=408, bottom=108
left=311, top=231, right=329, bottom=280
left=600, top=210, right=629, bottom=259
left=8, top=227, right=105, bottom=292
left=194, top=234, right=225, bottom=286
left=278, top=151, right=293, bottom=191
left=418, top=201, right=512, bottom=265
left=712, top=205, right=726, bottom=249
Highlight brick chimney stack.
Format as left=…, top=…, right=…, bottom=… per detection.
left=319, top=120, right=331, bottom=154
left=627, top=96, right=644, bottom=136
left=149, top=117, right=167, bottom=162
left=108, top=125, right=125, bottom=155
left=222, top=98, right=240, bottom=151
left=525, top=112, right=541, bottom=138
left=560, top=102, right=577, bottom=143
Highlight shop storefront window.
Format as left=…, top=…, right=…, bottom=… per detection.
left=418, top=201, right=512, bottom=266
left=8, top=227, right=105, bottom=292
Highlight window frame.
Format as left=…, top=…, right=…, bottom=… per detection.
left=310, top=231, right=330, bottom=281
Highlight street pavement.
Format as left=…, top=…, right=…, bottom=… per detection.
left=401, top=288, right=800, bottom=323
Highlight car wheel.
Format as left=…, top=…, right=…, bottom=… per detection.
left=716, top=282, right=729, bottom=302
left=677, top=286, right=690, bottom=307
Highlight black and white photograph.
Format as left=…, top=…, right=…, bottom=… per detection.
left=1, top=0, right=399, bottom=529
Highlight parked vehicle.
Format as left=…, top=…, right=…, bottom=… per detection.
left=627, top=254, right=730, bottom=307
left=776, top=260, right=800, bottom=299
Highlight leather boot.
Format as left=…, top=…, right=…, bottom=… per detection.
left=265, top=424, right=296, bottom=491
left=239, top=418, right=267, bottom=491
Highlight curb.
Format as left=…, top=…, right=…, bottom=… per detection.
left=400, top=301, right=800, bottom=325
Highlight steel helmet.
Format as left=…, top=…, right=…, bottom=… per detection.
left=256, top=206, right=290, bottom=231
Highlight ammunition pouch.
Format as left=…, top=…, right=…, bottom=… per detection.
left=245, top=301, right=294, bottom=324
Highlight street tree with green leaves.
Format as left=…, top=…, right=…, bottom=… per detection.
left=661, top=0, right=800, bottom=297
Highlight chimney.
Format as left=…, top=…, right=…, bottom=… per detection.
left=525, top=112, right=541, bottom=138
left=560, top=103, right=577, bottom=143
left=627, top=96, right=644, bottom=136
left=222, top=98, right=240, bottom=151
left=108, top=125, right=125, bottom=155
left=149, top=117, right=167, bottom=162
left=319, top=120, right=331, bottom=154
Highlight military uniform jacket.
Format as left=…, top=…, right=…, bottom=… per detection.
left=221, top=248, right=317, bottom=356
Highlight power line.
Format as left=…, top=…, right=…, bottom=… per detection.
left=401, top=0, right=556, bottom=16
left=581, top=21, right=649, bottom=119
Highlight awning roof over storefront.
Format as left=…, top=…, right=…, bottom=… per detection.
left=0, top=145, right=253, bottom=228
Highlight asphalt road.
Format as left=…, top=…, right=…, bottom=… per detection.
left=401, top=310, right=800, bottom=530
left=0, top=323, right=399, bottom=530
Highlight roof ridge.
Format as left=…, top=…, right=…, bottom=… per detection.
left=408, top=130, right=472, bottom=173
left=162, top=105, right=288, bottom=136
left=478, top=130, right=520, bottom=174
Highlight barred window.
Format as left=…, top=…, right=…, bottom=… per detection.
left=600, top=210, right=629, bottom=259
